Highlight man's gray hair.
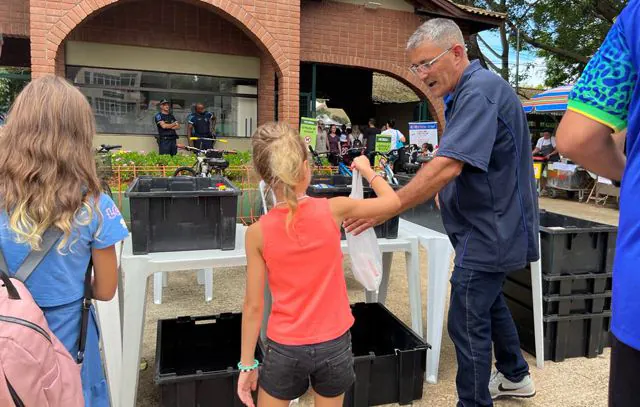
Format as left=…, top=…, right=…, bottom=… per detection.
left=406, top=18, right=465, bottom=51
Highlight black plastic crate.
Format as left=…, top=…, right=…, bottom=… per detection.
left=126, top=176, right=241, bottom=254
left=539, top=210, right=617, bottom=275
left=506, top=297, right=611, bottom=362
left=308, top=175, right=400, bottom=239
left=155, top=313, right=263, bottom=407
left=396, top=174, right=447, bottom=235
left=503, top=278, right=611, bottom=315
left=345, top=302, right=429, bottom=407
left=508, top=266, right=612, bottom=296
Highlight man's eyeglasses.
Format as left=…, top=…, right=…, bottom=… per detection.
left=409, top=47, right=452, bottom=75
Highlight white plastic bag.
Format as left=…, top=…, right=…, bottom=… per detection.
left=345, top=170, right=383, bottom=292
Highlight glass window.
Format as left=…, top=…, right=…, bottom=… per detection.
left=66, top=66, right=257, bottom=137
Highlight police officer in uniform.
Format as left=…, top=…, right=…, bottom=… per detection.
left=187, top=103, right=216, bottom=150
left=154, top=99, right=180, bottom=155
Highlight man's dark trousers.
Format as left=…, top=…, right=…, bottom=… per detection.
left=158, top=137, right=177, bottom=155
left=448, top=266, right=530, bottom=407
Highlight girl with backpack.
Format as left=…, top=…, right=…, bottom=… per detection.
left=236, top=122, right=401, bottom=407
left=0, top=76, right=129, bottom=406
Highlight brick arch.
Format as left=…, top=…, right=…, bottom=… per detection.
left=34, top=0, right=287, bottom=79
left=302, top=52, right=445, bottom=129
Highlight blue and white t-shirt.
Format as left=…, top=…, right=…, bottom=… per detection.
left=568, top=0, right=640, bottom=350
left=0, top=193, right=129, bottom=307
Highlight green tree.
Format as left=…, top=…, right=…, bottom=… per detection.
left=510, top=0, right=627, bottom=86
left=462, top=0, right=627, bottom=87
left=0, top=68, right=30, bottom=113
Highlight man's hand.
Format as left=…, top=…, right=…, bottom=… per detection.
left=237, top=370, right=258, bottom=407
left=344, top=216, right=384, bottom=236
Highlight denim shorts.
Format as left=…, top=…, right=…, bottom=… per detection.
left=259, top=331, right=356, bottom=400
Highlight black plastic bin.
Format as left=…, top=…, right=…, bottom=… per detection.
left=155, top=313, right=263, bottom=407
left=308, top=175, right=400, bottom=239
left=507, top=266, right=612, bottom=296
left=539, top=210, right=617, bottom=275
left=506, top=297, right=611, bottom=362
left=395, top=174, right=447, bottom=235
left=126, top=176, right=241, bottom=254
left=345, top=303, right=429, bottom=407
left=503, top=278, right=611, bottom=315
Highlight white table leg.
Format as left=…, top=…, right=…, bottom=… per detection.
left=120, top=259, right=151, bottom=407
left=425, top=238, right=454, bottom=384
left=369, top=252, right=393, bottom=304
left=153, top=272, right=163, bottom=305
left=204, top=268, right=214, bottom=302
left=364, top=252, right=392, bottom=304
left=531, top=236, right=545, bottom=368
left=405, top=237, right=423, bottom=338
left=95, top=288, right=122, bottom=407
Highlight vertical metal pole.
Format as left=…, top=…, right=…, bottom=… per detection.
left=515, top=27, right=521, bottom=94
left=311, top=63, right=317, bottom=118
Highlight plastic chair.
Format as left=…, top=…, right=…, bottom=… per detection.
left=258, top=180, right=276, bottom=214
left=153, top=269, right=213, bottom=305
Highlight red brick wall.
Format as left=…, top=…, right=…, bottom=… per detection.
left=66, top=0, right=260, bottom=57
left=29, top=0, right=300, bottom=127
left=258, top=56, right=276, bottom=125
left=300, top=1, right=444, bottom=127
left=0, top=0, right=29, bottom=37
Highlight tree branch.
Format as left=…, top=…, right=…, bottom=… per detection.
left=484, top=55, right=501, bottom=72
left=477, top=35, right=502, bottom=59
left=466, top=34, right=489, bottom=69
left=589, top=0, right=622, bottom=23
left=507, top=21, right=589, bottom=63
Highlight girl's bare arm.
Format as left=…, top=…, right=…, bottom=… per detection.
left=240, top=223, right=267, bottom=367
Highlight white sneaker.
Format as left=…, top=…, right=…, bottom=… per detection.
left=489, top=370, right=536, bottom=400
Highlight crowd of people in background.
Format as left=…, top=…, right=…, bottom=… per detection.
left=315, top=118, right=413, bottom=168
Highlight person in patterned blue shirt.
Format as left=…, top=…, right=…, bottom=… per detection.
left=556, top=1, right=639, bottom=405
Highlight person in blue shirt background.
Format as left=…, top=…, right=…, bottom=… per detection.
left=556, top=1, right=639, bottom=405
left=0, top=76, right=129, bottom=406
left=187, top=103, right=216, bottom=150
left=154, top=99, right=180, bottom=155
left=346, top=18, right=539, bottom=406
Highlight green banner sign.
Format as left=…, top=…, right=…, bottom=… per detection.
left=299, top=117, right=317, bottom=149
left=374, top=134, right=391, bottom=167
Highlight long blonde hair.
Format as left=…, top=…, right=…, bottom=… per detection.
left=251, top=122, right=308, bottom=228
left=0, top=75, right=102, bottom=251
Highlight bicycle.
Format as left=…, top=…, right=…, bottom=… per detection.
left=371, top=150, right=400, bottom=186
left=95, top=144, right=121, bottom=198
left=308, top=145, right=365, bottom=177
left=402, top=144, right=434, bottom=174
left=174, top=144, right=237, bottom=177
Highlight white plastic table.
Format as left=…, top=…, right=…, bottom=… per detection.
left=398, top=219, right=545, bottom=384
left=104, top=224, right=422, bottom=407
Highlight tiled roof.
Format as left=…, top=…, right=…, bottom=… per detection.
left=448, top=1, right=507, bottom=19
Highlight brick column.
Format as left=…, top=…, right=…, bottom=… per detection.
left=258, top=55, right=276, bottom=125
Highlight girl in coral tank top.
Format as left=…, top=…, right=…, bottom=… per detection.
left=237, top=122, right=401, bottom=407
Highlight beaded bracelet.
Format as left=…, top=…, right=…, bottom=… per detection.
left=237, top=359, right=260, bottom=372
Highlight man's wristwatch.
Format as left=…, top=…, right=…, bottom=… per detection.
left=612, top=179, right=621, bottom=187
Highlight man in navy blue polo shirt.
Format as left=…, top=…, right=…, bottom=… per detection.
left=154, top=99, right=180, bottom=155
left=186, top=103, right=216, bottom=150
left=347, top=18, right=539, bottom=406
left=556, top=2, right=639, bottom=405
